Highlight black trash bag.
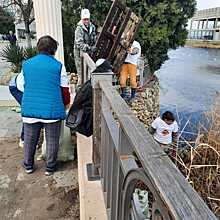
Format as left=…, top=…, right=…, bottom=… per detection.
left=66, top=59, right=112, bottom=137
left=66, top=80, right=93, bottom=137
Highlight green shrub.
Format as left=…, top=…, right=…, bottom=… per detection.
left=24, top=47, right=37, bottom=60
left=1, top=44, right=37, bottom=73
left=1, top=44, right=24, bottom=73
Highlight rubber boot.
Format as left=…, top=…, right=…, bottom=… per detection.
left=120, top=87, right=126, bottom=99
left=127, top=88, right=136, bottom=106
left=130, top=88, right=136, bottom=99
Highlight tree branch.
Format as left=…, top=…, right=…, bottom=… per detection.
left=28, top=16, right=35, bottom=25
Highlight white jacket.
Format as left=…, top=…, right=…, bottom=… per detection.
left=125, top=41, right=141, bottom=66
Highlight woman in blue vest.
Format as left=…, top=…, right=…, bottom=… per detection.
left=21, top=35, right=70, bottom=175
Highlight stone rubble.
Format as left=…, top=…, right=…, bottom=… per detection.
left=131, top=79, right=160, bottom=128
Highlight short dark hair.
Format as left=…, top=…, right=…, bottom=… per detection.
left=37, top=35, right=58, bottom=56
left=162, top=111, right=175, bottom=121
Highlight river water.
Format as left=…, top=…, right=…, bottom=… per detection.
left=157, top=47, right=220, bottom=133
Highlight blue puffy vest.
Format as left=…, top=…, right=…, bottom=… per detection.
left=21, top=54, right=66, bottom=120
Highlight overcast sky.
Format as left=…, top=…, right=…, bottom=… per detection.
left=197, top=0, right=220, bottom=10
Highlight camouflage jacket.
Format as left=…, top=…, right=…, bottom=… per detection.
left=74, top=21, right=96, bottom=53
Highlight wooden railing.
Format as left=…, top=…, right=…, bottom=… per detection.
left=81, top=53, right=217, bottom=220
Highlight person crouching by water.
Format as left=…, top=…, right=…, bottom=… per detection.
left=149, top=111, right=179, bottom=157
left=21, top=36, right=70, bottom=175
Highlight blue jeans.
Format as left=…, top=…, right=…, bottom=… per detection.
left=9, top=85, right=24, bottom=141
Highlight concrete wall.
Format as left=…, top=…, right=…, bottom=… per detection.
left=185, top=39, right=220, bottom=49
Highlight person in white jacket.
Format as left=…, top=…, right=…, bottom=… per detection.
left=120, top=40, right=141, bottom=103
left=9, top=73, right=25, bottom=147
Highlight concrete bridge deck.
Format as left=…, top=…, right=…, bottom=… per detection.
left=77, top=134, right=107, bottom=220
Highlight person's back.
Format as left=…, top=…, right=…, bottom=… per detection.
left=124, top=40, right=141, bottom=66
left=120, top=40, right=141, bottom=103
left=21, top=35, right=70, bottom=176
left=22, top=54, right=65, bottom=120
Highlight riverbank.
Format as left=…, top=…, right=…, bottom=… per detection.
left=185, top=39, right=220, bottom=49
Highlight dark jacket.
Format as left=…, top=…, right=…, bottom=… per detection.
left=66, top=60, right=112, bottom=137
left=74, top=21, right=96, bottom=53
left=66, top=80, right=93, bottom=137
left=7, top=34, right=17, bottom=45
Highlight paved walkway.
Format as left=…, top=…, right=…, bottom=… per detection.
left=0, top=84, right=80, bottom=219
left=77, top=134, right=107, bottom=220
left=0, top=107, right=21, bottom=141
left=0, top=85, right=17, bottom=107
left=0, top=139, right=79, bottom=220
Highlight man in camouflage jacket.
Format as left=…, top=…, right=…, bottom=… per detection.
left=74, top=9, right=96, bottom=86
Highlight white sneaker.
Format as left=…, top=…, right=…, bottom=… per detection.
left=19, top=139, right=24, bottom=148
left=25, top=168, right=34, bottom=174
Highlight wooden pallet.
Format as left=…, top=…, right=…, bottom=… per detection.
left=92, top=0, right=141, bottom=74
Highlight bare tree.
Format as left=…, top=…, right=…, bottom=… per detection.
left=2, top=0, right=34, bottom=47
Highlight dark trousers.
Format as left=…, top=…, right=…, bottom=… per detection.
left=9, top=85, right=24, bottom=141
left=23, top=121, right=62, bottom=171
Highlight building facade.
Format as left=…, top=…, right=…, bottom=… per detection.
left=0, top=0, right=36, bottom=38
left=188, top=7, right=220, bottom=41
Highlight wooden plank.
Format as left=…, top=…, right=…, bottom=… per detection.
left=82, top=52, right=96, bottom=72
left=98, top=80, right=217, bottom=220
left=106, top=128, right=114, bottom=209
left=100, top=114, right=105, bottom=180
left=108, top=9, right=131, bottom=60
left=111, top=12, right=142, bottom=73
left=120, top=156, right=138, bottom=175
left=103, top=118, right=110, bottom=194
left=101, top=107, right=119, bottom=150
left=92, top=86, right=102, bottom=169
left=92, top=0, right=122, bottom=60
left=92, top=0, right=142, bottom=73
left=117, top=167, right=124, bottom=220
left=110, top=150, right=120, bottom=220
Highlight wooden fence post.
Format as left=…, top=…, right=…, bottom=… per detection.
left=87, top=72, right=114, bottom=181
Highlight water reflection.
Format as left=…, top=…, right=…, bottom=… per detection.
left=157, top=47, right=220, bottom=113
left=157, top=47, right=220, bottom=134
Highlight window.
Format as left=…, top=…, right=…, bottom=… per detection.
left=197, top=31, right=202, bottom=39
left=207, top=20, right=215, bottom=29
left=192, top=21, right=199, bottom=29
left=216, top=19, right=220, bottom=28
left=191, top=31, right=195, bottom=39
left=199, top=21, right=204, bottom=29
